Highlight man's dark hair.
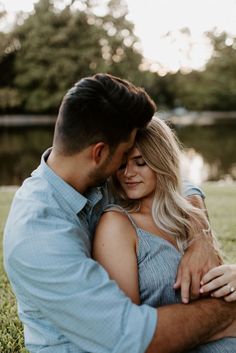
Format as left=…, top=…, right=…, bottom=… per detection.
left=53, top=73, right=156, bottom=155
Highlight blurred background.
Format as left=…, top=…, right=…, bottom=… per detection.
left=0, top=0, right=236, bottom=185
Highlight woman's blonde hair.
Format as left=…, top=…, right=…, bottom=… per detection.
left=111, top=116, right=221, bottom=256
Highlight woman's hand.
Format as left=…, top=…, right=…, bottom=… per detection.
left=200, top=265, right=236, bottom=302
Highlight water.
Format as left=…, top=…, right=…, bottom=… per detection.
left=0, top=127, right=53, bottom=185
left=0, top=122, right=236, bottom=185
left=175, top=123, right=236, bottom=182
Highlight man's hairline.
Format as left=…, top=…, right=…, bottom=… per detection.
left=53, top=128, right=138, bottom=157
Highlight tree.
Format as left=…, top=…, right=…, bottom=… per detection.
left=11, top=0, right=144, bottom=112
left=0, top=10, right=21, bottom=111
left=171, top=31, right=236, bottom=111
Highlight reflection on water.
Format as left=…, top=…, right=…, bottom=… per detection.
left=181, top=149, right=207, bottom=186
left=0, top=122, right=236, bottom=185
left=175, top=123, right=236, bottom=182
left=0, top=127, right=53, bottom=185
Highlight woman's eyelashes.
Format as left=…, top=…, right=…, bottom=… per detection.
left=135, top=159, right=146, bottom=167
left=118, top=160, right=146, bottom=171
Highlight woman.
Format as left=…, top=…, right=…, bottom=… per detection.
left=200, top=264, right=236, bottom=302
left=93, top=117, right=236, bottom=352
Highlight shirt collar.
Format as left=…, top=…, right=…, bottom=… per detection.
left=32, top=148, right=92, bottom=215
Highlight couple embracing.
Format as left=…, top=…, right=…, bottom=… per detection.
left=4, top=73, right=236, bottom=353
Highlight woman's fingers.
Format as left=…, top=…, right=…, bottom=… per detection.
left=200, top=265, right=226, bottom=285
left=224, top=289, right=236, bottom=302
left=200, top=274, right=228, bottom=294
left=200, top=265, right=236, bottom=299
left=211, top=283, right=235, bottom=298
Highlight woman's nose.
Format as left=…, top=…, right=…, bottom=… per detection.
left=124, top=163, right=136, bottom=177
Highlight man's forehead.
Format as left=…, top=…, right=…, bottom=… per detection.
left=127, top=129, right=137, bottom=148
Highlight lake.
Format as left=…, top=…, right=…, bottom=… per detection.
left=0, top=119, right=236, bottom=185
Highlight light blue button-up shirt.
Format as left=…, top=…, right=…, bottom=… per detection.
left=3, top=149, right=204, bottom=353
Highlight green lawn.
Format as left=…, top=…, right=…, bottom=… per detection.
left=0, top=190, right=28, bottom=353
left=0, top=184, right=236, bottom=352
left=202, top=183, right=236, bottom=263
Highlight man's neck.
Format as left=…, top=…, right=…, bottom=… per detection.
left=47, top=148, right=90, bottom=194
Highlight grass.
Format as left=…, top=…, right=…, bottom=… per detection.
left=0, top=183, right=236, bottom=352
left=202, top=183, right=236, bottom=263
left=0, top=190, right=28, bottom=353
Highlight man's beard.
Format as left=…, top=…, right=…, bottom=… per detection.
left=88, top=156, right=112, bottom=187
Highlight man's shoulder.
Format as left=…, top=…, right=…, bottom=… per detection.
left=4, top=175, right=86, bottom=268
left=5, top=174, right=74, bottom=241
left=15, top=173, right=71, bottom=213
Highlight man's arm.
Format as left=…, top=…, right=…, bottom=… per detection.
left=5, top=214, right=156, bottom=353
left=147, top=298, right=236, bottom=353
left=175, top=194, right=222, bottom=303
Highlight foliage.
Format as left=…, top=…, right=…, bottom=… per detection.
left=11, top=0, right=144, bottom=112
left=171, top=31, right=236, bottom=110
left=1, top=1, right=236, bottom=112
left=0, top=11, right=22, bottom=112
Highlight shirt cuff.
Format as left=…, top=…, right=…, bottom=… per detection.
left=140, top=305, right=157, bottom=352
left=123, top=304, right=157, bottom=353
left=182, top=179, right=205, bottom=199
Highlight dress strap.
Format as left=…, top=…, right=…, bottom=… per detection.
left=103, top=204, right=138, bottom=230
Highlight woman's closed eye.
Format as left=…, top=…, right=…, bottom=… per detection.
left=136, top=159, right=146, bottom=167
left=118, top=157, right=146, bottom=170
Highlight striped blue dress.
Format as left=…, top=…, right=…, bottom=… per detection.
left=106, top=206, right=236, bottom=353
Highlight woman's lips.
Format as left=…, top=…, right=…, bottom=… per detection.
left=124, top=182, right=141, bottom=188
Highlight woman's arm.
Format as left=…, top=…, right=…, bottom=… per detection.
left=200, top=264, right=236, bottom=302
left=92, top=211, right=140, bottom=305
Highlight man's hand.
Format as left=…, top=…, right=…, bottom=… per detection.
left=174, top=195, right=222, bottom=303
left=174, top=237, right=221, bottom=303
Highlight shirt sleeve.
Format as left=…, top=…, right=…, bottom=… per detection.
left=7, top=211, right=157, bottom=353
left=182, top=179, right=205, bottom=199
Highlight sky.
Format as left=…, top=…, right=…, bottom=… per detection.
left=1, top=0, right=236, bottom=73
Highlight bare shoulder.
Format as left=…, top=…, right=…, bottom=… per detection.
left=94, top=209, right=137, bottom=245
left=93, top=209, right=140, bottom=304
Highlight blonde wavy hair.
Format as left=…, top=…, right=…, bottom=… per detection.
left=111, top=116, right=221, bottom=255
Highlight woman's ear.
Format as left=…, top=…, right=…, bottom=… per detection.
left=91, top=142, right=110, bottom=166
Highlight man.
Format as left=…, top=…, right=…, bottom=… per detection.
left=4, top=74, right=235, bottom=353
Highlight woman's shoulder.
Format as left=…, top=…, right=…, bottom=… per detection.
left=99, top=207, right=134, bottom=230
left=95, top=206, right=137, bottom=244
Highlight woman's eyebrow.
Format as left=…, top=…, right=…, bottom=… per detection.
left=131, top=155, right=143, bottom=160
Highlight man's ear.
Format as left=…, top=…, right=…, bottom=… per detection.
left=91, top=142, right=110, bottom=165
